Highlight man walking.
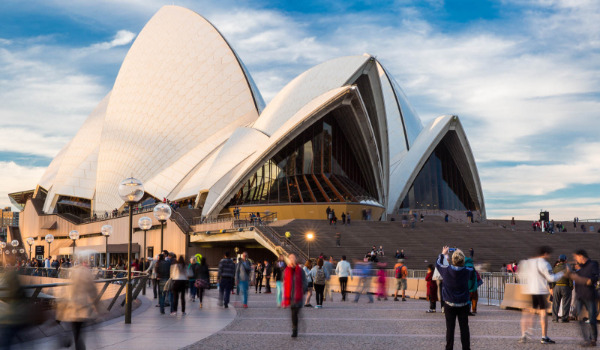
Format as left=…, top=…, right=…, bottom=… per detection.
left=323, top=256, right=334, bottom=301
left=273, top=255, right=285, bottom=307
left=518, top=246, right=564, bottom=344
left=566, top=249, right=599, bottom=347
left=335, top=255, right=353, bottom=301
left=217, top=251, right=236, bottom=308
left=354, top=259, right=374, bottom=303
left=264, top=260, right=272, bottom=294
left=235, top=251, right=252, bottom=308
left=551, top=254, right=572, bottom=323
left=394, top=259, right=408, bottom=301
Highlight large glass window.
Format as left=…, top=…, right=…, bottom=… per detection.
left=400, top=137, right=477, bottom=211
left=228, top=114, right=378, bottom=206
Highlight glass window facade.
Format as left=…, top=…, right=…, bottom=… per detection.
left=400, top=137, right=477, bottom=211
left=228, top=114, right=378, bottom=206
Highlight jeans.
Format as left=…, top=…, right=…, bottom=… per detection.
left=255, top=276, right=263, bottom=292
left=552, top=286, right=572, bottom=320
left=265, top=277, right=271, bottom=293
left=291, top=306, right=300, bottom=331
left=158, top=280, right=167, bottom=313
left=339, top=277, right=348, bottom=301
left=576, top=297, right=598, bottom=342
left=153, top=278, right=158, bottom=298
left=354, top=277, right=373, bottom=302
left=189, top=279, right=197, bottom=299
left=276, top=281, right=283, bottom=306
left=219, top=277, right=234, bottom=306
left=172, top=280, right=186, bottom=313
left=239, top=280, right=249, bottom=305
left=314, top=284, right=325, bottom=306
left=444, top=304, right=470, bottom=350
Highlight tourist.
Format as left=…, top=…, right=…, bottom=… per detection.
left=566, top=249, right=599, bottom=347
left=170, top=255, right=187, bottom=316
left=518, top=246, right=564, bottom=344
left=273, top=255, right=285, bottom=307
left=433, top=264, right=445, bottom=313
left=402, top=214, right=409, bottom=228
left=196, top=257, right=210, bottom=308
left=445, top=214, right=449, bottom=222
left=255, top=262, right=264, bottom=293
left=426, top=264, right=438, bottom=313
left=511, top=217, right=516, bottom=231
left=323, top=256, right=334, bottom=301
left=335, top=232, right=341, bottom=247
left=436, top=246, right=472, bottom=349
left=376, top=263, right=388, bottom=301
left=303, top=260, right=314, bottom=307
left=235, top=252, right=251, bottom=308
left=469, top=248, right=474, bottom=258
left=341, top=212, right=346, bottom=224
left=394, top=259, right=408, bottom=301
left=217, top=252, right=236, bottom=308
left=264, top=260, right=272, bottom=294
left=328, top=209, right=333, bottom=225
left=336, top=255, right=353, bottom=301
left=551, top=254, right=572, bottom=323
left=354, top=258, right=374, bottom=303
left=347, top=212, right=352, bottom=225
left=155, top=254, right=170, bottom=314
left=464, top=257, right=481, bottom=316
left=283, top=254, right=307, bottom=338
left=188, top=257, right=200, bottom=302
left=378, top=245, right=385, bottom=257
left=501, top=263, right=507, bottom=274
left=325, top=206, right=331, bottom=221
left=310, top=258, right=328, bottom=308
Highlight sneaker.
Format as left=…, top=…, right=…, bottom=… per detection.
left=243, top=304, right=248, bottom=308
left=426, top=309, right=436, bottom=313
left=199, top=303, right=202, bottom=308
left=224, top=304, right=228, bottom=308
left=580, top=340, right=597, bottom=347
left=559, top=318, right=569, bottom=323
left=468, top=312, right=476, bottom=316
left=160, top=311, right=165, bottom=315
left=394, top=297, right=399, bottom=301
left=182, top=312, right=187, bottom=316
left=291, top=329, right=298, bottom=338
left=304, top=304, right=313, bottom=307
left=170, top=312, right=177, bottom=316
left=518, top=336, right=527, bottom=344
left=402, top=298, right=406, bottom=301
left=541, top=337, right=555, bottom=344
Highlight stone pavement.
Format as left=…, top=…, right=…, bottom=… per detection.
left=18, top=290, right=235, bottom=350
left=184, top=291, right=587, bottom=350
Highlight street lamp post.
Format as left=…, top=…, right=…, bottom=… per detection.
left=138, top=216, right=152, bottom=296
left=10, top=240, right=19, bottom=263
left=45, top=234, right=54, bottom=258
left=69, top=230, right=80, bottom=259
left=101, top=225, right=113, bottom=269
left=306, top=232, right=314, bottom=260
left=118, top=177, right=144, bottom=325
left=153, top=203, right=171, bottom=252
left=26, top=237, right=34, bottom=259
left=0, top=242, right=6, bottom=266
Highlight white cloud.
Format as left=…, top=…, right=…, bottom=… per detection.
left=0, top=162, right=46, bottom=209
left=89, top=30, right=136, bottom=50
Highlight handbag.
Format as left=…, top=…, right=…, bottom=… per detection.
left=195, top=279, right=209, bottom=289
left=163, top=278, right=172, bottom=292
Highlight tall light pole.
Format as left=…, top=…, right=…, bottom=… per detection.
left=101, top=224, right=113, bottom=268
left=306, top=232, right=314, bottom=261
left=0, top=242, right=6, bottom=266
left=26, top=237, right=34, bottom=259
left=45, top=234, right=54, bottom=258
left=153, top=203, right=171, bottom=253
left=118, top=177, right=144, bottom=325
left=10, top=240, right=19, bottom=263
left=138, top=216, right=152, bottom=295
left=69, top=230, right=79, bottom=260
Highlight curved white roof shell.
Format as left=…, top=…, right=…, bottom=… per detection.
left=34, top=5, right=485, bottom=219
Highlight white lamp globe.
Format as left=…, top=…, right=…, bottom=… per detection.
left=0, top=242, right=6, bottom=249
left=101, top=224, right=113, bottom=237
left=69, top=230, right=80, bottom=240
left=11, top=249, right=16, bottom=254
left=19, top=248, right=24, bottom=254
left=153, top=203, right=172, bottom=222
left=5, top=250, right=9, bottom=255
left=10, top=240, right=19, bottom=247
left=26, top=237, right=34, bottom=245
left=45, top=234, right=54, bottom=243
left=118, top=177, right=144, bottom=203
left=138, top=216, right=153, bottom=231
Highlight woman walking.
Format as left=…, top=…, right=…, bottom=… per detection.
left=196, top=257, right=210, bottom=308
left=283, top=254, right=307, bottom=338
left=255, top=262, right=264, bottom=293
left=188, top=257, right=200, bottom=302
left=310, top=258, right=329, bottom=308
left=303, top=260, right=314, bottom=307
left=170, top=255, right=188, bottom=316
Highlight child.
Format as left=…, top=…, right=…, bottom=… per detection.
left=425, top=264, right=438, bottom=313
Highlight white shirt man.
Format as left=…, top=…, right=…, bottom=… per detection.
left=335, top=256, right=353, bottom=301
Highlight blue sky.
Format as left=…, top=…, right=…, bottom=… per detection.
left=0, top=0, right=599, bottom=220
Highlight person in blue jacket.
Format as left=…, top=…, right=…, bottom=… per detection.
left=436, top=246, right=474, bottom=350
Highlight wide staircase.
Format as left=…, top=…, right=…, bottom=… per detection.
left=268, top=217, right=600, bottom=270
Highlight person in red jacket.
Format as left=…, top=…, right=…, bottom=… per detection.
left=426, top=264, right=438, bottom=313
left=283, top=254, right=307, bottom=338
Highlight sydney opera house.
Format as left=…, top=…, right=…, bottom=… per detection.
left=9, top=6, right=484, bottom=263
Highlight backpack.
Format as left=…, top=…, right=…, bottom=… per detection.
left=395, top=265, right=407, bottom=279
left=314, top=268, right=326, bottom=285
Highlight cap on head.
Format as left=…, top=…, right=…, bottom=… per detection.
left=558, top=254, right=567, bottom=261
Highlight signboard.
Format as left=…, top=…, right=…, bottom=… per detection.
left=35, top=245, right=44, bottom=260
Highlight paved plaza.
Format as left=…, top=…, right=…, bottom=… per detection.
left=13, top=289, right=589, bottom=349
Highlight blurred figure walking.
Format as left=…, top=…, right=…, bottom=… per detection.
left=303, top=260, right=314, bottom=307
left=274, top=255, right=285, bottom=307
left=354, top=259, right=374, bottom=303
left=217, top=252, right=236, bottom=308
left=566, top=249, right=599, bottom=347
left=56, top=262, right=99, bottom=350
left=283, top=254, right=307, bottom=338
left=0, top=265, right=29, bottom=350
left=171, top=256, right=188, bottom=316
left=235, top=252, right=251, bottom=308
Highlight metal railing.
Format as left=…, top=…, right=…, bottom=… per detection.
left=4, top=267, right=149, bottom=312
left=254, top=225, right=308, bottom=261
left=191, top=211, right=278, bottom=227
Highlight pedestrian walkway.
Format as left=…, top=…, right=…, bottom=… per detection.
left=19, top=290, right=235, bottom=350
left=183, top=292, right=584, bottom=350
